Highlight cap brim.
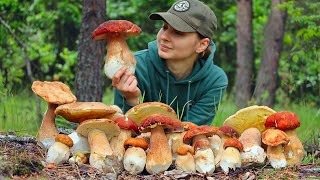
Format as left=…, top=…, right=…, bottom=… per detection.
left=149, top=12, right=196, bottom=33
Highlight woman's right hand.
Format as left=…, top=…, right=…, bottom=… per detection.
left=112, top=67, right=141, bottom=106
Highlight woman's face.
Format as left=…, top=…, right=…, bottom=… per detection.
left=157, top=22, right=204, bottom=62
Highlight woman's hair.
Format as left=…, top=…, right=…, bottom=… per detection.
left=198, top=33, right=212, bottom=60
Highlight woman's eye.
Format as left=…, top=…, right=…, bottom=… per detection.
left=174, top=30, right=183, bottom=35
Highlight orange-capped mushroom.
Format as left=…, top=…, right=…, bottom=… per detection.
left=220, top=138, right=243, bottom=174
left=124, top=137, right=148, bottom=150
left=55, top=134, right=73, bottom=147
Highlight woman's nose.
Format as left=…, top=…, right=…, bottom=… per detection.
left=158, top=29, right=170, bottom=41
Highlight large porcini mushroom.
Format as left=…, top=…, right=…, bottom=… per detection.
left=123, top=137, right=148, bottom=175
left=76, top=119, right=120, bottom=172
left=91, top=20, right=141, bottom=79
left=220, top=138, right=244, bottom=174
left=265, top=111, right=305, bottom=166
left=238, top=127, right=266, bottom=166
left=183, top=125, right=219, bottom=174
left=175, top=144, right=196, bottom=172
left=31, top=81, right=77, bottom=148
left=125, top=102, right=178, bottom=125
left=262, top=128, right=289, bottom=169
left=45, top=134, right=73, bottom=167
left=110, top=116, right=139, bottom=161
left=140, top=114, right=182, bottom=174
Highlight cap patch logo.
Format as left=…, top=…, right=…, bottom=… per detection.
left=173, top=1, right=190, bottom=12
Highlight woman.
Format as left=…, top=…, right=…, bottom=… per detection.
left=112, top=0, right=228, bottom=125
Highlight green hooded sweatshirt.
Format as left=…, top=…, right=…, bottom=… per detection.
left=114, top=40, right=228, bottom=125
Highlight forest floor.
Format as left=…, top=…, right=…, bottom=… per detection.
left=0, top=133, right=319, bottom=180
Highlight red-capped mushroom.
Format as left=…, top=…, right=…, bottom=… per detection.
left=91, top=20, right=141, bottom=79
left=220, top=138, right=243, bottom=174
left=140, top=114, right=182, bottom=174
left=123, top=138, right=148, bottom=175
left=265, top=111, right=305, bottom=166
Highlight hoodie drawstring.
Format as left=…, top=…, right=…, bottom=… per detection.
left=186, top=80, right=192, bottom=121
left=166, top=70, right=170, bottom=104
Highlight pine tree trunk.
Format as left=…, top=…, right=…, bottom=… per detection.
left=235, top=0, right=253, bottom=108
left=75, top=0, right=106, bottom=102
left=254, top=0, right=287, bottom=107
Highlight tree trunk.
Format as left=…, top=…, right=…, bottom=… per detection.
left=235, top=0, right=253, bottom=108
left=253, top=0, right=287, bottom=107
left=75, top=0, right=106, bottom=102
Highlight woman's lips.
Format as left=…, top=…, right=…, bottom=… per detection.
left=159, top=44, right=171, bottom=51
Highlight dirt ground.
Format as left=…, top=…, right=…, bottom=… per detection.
left=0, top=136, right=319, bottom=180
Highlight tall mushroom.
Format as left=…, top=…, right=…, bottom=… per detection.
left=220, top=138, right=244, bottom=174
left=76, top=119, right=120, bottom=172
left=31, top=81, right=77, bottom=148
left=264, top=111, right=305, bottom=166
left=140, top=114, right=182, bottom=174
left=91, top=20, right=141, bottom=79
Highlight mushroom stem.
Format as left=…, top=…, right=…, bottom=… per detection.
left=175, top=152, right=195, bottom=172
left=110, top=129, right=132, bottom=161
left=146, top=125, right=172, bottom=174
left=193, top=136, right=215, bottom=174
left=267, top=145, right=286, bottom=168
left=215, top=134, right=228, bottom=166
left=38, top=103, right=58, bottom=143
left=220, top=147, right=241, bottom=174
left=284, top=129, right=304, bottom=166
left=123, top=147, right=146, bottom=175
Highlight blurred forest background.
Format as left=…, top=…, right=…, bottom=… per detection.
left=0, top=0, right=319, bottom=134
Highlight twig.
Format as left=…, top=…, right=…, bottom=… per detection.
left=0, top=134, right=37, bottom=144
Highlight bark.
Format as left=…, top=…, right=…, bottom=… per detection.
left=254, top=0, right=287, bottom=107
left=75, top=0, right=106, bottom=102
left=235, top=0, right=254, bottom=108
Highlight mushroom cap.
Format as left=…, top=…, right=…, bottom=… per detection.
left=218, top=125, right=239, bottom=138
left=181, top=121, right=198, bottom=131
left=223, top=105, right=276, bottom=133
left=264, top=111, right=300, bottom=131
left=92, top=20, right=141, bottom=40
left=31, top=81, right=77, bottom=104
left=223, top=138, right=244, bottom=152
left=55, top=102, right=117, bottom=123
left=183, top=125, right=220, bottom=142
left=76, top=119, right=120, bottom=138
left=139, top=114, right=182, bottom=132
left=114, top=116, right=139, bottom=134
left=125, top=102, right=177, bottom=125
left=262, top=129, right=289, bottom=146
left=176, top=144, right=195, bottom=155
left=124, top=138, right=148, bottom=150
left=55, top=134, right=73, bottom=147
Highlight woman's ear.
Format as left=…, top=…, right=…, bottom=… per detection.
left=196, top=38, right=210, bottom=53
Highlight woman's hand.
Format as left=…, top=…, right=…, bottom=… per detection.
left=112, top=67, right=141, bottom=106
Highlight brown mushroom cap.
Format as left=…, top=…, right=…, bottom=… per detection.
left=264, top=111, right=300, bottom=131
left=181, top=121, right=198, bottom=131
left=219, top=125, right=239, bottom=138
left=55, top=134, right=73, bottom=147
left=92, top=20, right=141, bottom=40
left=32, top=81, right=77, bottom=104
left=183, top=125, right=220, bottom=142
left=55, top=102, right=117, bottom=123
left=124, top=138, right=148, bottom=150
left=223, top=138, right=244, bottom=152
left=262, top=129, right=289, bottom=146
left=139, top=114, right=182, bottom=132
left=193, top=139, right=211, bottom=150
left=76, top=119, right=120, bottom=138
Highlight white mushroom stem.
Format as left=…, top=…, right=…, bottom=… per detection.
left=193, top=135, right=215, bottom=174
left=146, top=125, right=172, bottom=174
left=110, top=129, right=132, bottom=161
left=175, top=152, right=196, bottom=173
left=45, top=141, right=70, bottom=166
left=38, top=103, right=58, bottom=145
left=88, top=129, right=113, bottom=171
left=104, top=36, right=136, bottom=79
left=220, top=147, right=241, bottom=174
left=208, top=134, right=221, bottom=157
left=123, top=147, right=146, bottom=175
left=167, top=132, right=185, bottom=161
left=215, top=134, right=228, bottom=166
left=284, top=129, right=305, bottom=166
left=68, top=132, right=90, bottom=155
left=267, top=144, right=287, bottom=168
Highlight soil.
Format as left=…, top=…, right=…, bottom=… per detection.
left=0, top=135, right=319, bottom=180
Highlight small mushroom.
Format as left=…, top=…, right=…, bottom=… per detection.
left=175, top=144, right=196, bottom=172
left=45, top=134, right=73, bottom=167
left=68, top=131, right=90, bottom=155
left=140, top=114, right=182, bottom=174
left=262, top=128, right=289, bottom=169
left=69, top=152, right=88, bottom=166
left=31, top=81, right=77, bottom=148
left=91, top=20, right=141, bottom=79
left=76, top=119, right=120, bottom=172
left=239, top=127, right=266, bottom=166
left=123, top=137, right=148, bottom=175
left=265, top=111, right=305, bottom=166
left=220, top=138, right=244, bottom=174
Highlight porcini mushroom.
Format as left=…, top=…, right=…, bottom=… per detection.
left=31, top=81, right=77, bottom=148
left=238, top=127, right=266, bottom=166
left=68, top=131, right=90, bottom=155
left=76, top=119, right=120, bottom=172
left=220, top=138, right=244, bottom=174
left=45, top=134, right=73, bottom=167
left=262, top=128, right=289, bottom=169
left=123, top=137, right=148, bottom=175
left=265, top=111, right=305, bottom=166
left=69, top=152, right=88, bottom=166
left=175, top=144, right=196, bottom=172
left=91, top=20, right=141, bottom=79
left=140, top=114, right=182, bottom=174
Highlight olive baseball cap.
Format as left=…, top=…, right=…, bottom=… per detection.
left=149, top=0, right=217, bottom=38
